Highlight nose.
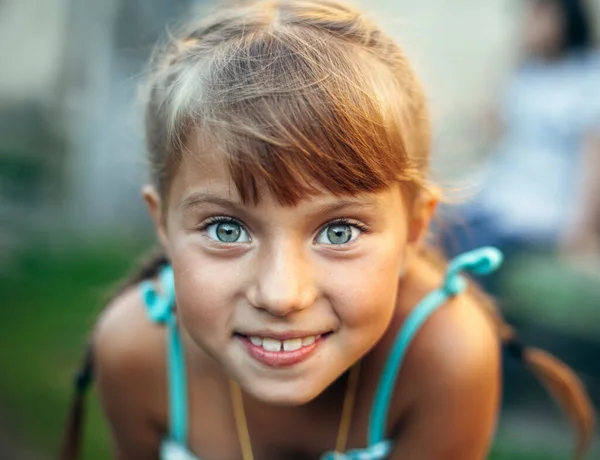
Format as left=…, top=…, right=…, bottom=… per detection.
left=246, top=241, right=317, bottom=316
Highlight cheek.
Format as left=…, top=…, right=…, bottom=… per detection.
left=328, top=239, right=405, bottom=330
left=171, top=252, right=241, bottom=341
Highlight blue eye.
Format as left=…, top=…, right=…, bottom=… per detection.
left=315, top=222, right=361, bottom=245
left=204, top=219, right=250, bottom=243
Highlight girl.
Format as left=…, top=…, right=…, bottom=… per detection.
left=61, top=1, right=595, bottom=459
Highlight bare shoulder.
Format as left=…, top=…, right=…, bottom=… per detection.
left=94, top=284, right=167, bottom=385
left=93, top=284, right=168, bottom=456
left=389, top=256, right=501, bottom=394
left=406, top=288, right=501, bottom=388
left=387, top=281, right=502, bottom=459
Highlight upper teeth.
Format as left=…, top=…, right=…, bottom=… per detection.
left=249, top=335, right=319, bottom=352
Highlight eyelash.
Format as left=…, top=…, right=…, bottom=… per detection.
left=198, top=216, right=243, bottom=231
left=319, top=218, right=370, bottom=235
left=196, top=216, right=370, bottom=242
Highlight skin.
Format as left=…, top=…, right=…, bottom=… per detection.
left=523, top=0, right=565, bottom=61
left=95, top=149, right=501, bottom=459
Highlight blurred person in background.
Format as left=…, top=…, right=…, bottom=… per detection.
left=442, top=0, right=600, bottom=265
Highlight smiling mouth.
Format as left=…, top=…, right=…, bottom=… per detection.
left=235, top=332, right=333, bottom=367
left=245, top=334, right=321, bottom=351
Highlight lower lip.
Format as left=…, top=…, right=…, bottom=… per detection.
left=238, top=335, right=325, bottom=368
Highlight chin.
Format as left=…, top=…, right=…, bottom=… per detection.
left=242, top=376, right=326, bottom=407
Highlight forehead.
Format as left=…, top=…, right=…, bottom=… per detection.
left=172, top=147, right=258, bottom=202
left=177, top=147, right=231, bottom=188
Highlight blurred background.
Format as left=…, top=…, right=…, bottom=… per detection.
left=1, top=0, right=600, bottom=458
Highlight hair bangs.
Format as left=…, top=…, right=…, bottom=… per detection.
left=175, top=27, right=421, bottom=206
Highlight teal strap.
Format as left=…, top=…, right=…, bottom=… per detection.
left=140, top=266, right=175, bottom=323
left=320, top=440, right=392, bottom=459
left=140, top=266, right=188, bottom=446
left=161, top=439, right=200, bottom=460
left=167, top=310, right=188, bottom=445
left=367, top=247, right=503, bottom=447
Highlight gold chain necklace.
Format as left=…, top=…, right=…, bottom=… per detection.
left=229, top=363, right=361, bottom=460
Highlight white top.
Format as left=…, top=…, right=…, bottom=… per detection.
left=474, top=52, right=600, bottom=243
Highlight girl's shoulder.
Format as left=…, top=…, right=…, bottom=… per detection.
left=94, top=284, right=167, bottom=380
left=406, top=258, right=500, bottom=391
left=403, top=288, right=501, bottom=391
left=390, top=254, right=500, bottom=356
left=92, top=284, right=170, bottom=437
left=373, top=258, right=501, bottom=444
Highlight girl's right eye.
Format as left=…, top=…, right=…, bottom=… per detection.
left=202, top=218, right=251, bottom=244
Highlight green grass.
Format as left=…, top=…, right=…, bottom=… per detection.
left=0, top=240, right=565, bottom=460
left=490, top=453, right=560, bottom=460
left=0, top=239, right=149, bottom=459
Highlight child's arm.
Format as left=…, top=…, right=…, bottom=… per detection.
left=388, top=296, right=501, bottom=460
left=94, top=288, right=166, bottom=460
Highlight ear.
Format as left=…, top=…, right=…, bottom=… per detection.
left=407, top=186, right=440, bottom=247
left=401, top=187, right=439, bottom=272
left=142, top=185, right=170, bottom=255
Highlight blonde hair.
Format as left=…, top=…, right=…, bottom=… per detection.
left=145, top=0, right=430, bottom=206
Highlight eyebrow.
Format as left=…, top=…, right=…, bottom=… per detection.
left=312, top=197, right=384, bottom=215
left=181, top=191, right=384, bottom=215
left=181, top=192, right=243, bottom=212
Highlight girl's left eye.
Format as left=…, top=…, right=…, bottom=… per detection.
left=204, top=219, right=251, bottom=243
left=315, top=222, right=362, bottom=245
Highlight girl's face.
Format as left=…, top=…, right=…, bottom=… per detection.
left=146, top=150, right=429, bottom=405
